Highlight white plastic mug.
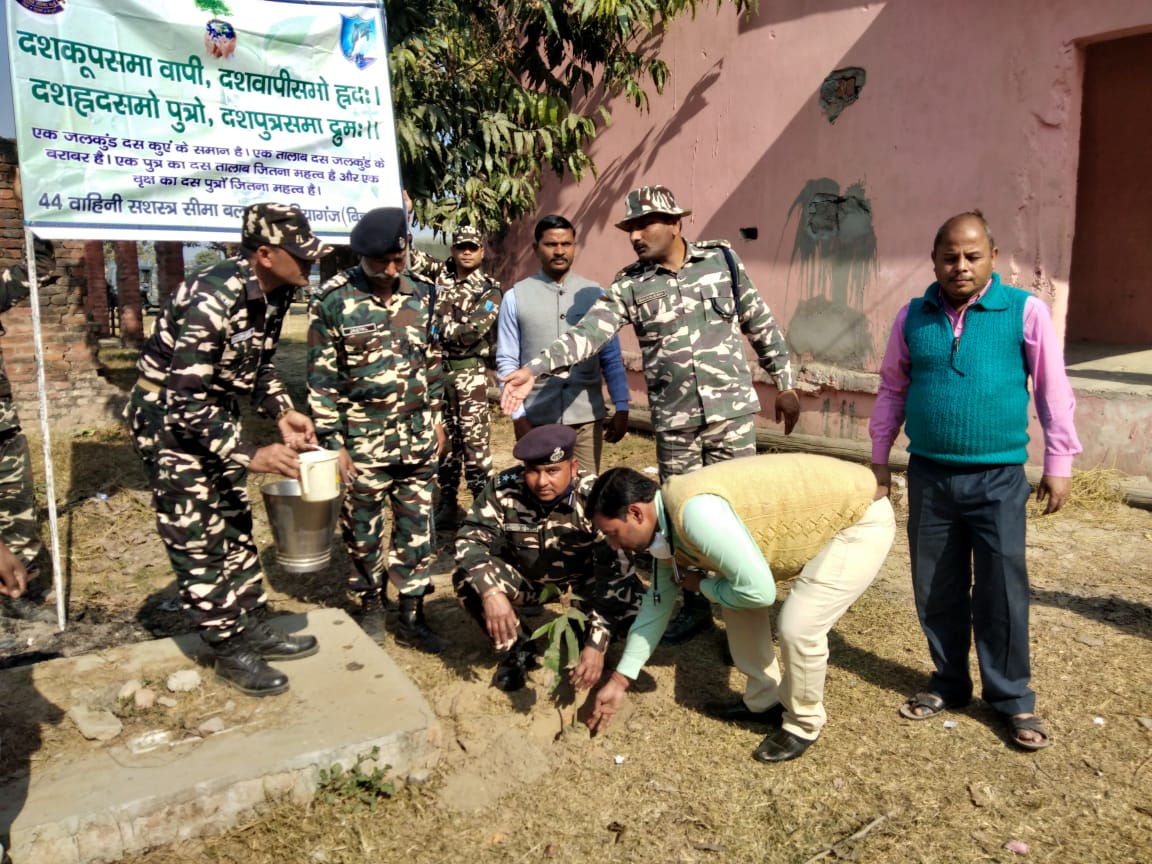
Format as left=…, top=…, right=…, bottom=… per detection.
left=298, top=449, right=340, bottom=502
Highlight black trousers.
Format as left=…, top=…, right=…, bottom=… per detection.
left=907, top=456, right=1035, bottom=716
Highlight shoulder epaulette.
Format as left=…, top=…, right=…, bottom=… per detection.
left=615, top=260, right=646, bottom=281
left=494, top=467, right=523, bottom=490
left=314, top=269, right=352, bottom=300
left=405, top=269, right=437, bottom=290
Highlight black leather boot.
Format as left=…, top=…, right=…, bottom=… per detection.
left=434, top=490, right=462, bottom=528
left=661, top=589, right=715, bottom=645
left=494, top=629, right=541, bottom=692
left=394, top=594, right=446, bottom=654
left=356, top=590, right=388, bottom=643
left=212, top=635, right=289, bottom=697
left=244, top=619, right=319, bottom=660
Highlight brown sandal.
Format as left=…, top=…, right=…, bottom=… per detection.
left=1009, top=714, right=1052, bottom=751
left=899, top=692, right=951, bottom=721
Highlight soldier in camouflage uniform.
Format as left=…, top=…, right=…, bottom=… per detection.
left=408, top=226, right=501, bottom=527
left=453, top=424, right=643, bottom=691
left=501, top=185, right=801, bottom=644
left=0, top=239, right=55, bottom=621
left=307, top=207, right=447, bottom=654
left=127, top=203, right=327, bottom=697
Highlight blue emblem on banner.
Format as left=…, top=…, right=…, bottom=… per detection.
left=340, top=15, right=378, bottom=70
left=16, top=0, right=67, bottom=14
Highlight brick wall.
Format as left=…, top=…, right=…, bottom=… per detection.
left=0, top=140, right=126, bottom=429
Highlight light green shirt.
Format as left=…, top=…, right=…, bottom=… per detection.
left=616, top=491, right=776, bottom=679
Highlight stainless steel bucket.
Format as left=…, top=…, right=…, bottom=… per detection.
left=260, top=479, right=342, bottom=574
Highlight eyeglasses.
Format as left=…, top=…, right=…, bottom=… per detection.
left=452, top=243, right=481, bottom=251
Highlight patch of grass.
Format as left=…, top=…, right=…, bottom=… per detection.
left=316, top=747, right=395, bottom=812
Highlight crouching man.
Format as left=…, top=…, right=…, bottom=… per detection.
left=586, top=454, right=894, bottom=762
left=453, top=424, right=643, bottom=691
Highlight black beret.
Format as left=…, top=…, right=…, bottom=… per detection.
left=349, top=207, right=409, bottom=257
left=513, top=424, right=577, bottom=465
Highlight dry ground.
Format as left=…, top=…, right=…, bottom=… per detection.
left=3, top=308, right=1151, bottom=864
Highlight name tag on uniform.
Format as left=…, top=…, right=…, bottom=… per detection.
left=343, top=323, right=378, bottom=336
left=230, top=328, right=255, bottom=344
left=635, top=290, right=667, bottom=304
left=506, top=523, right=537, bottom=534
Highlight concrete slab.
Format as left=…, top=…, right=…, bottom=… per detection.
left=0, top=609, right=440, bottom=864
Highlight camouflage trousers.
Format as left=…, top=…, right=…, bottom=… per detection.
left=343, top=448, right=437, bottom=598
left=655, top=415, right=756, bottom=482
left=452, top=559, right=642, bottom=652
left=0, top=422, right=43, bottom=567
left=439, top=364, right=493, bottom=500
left=126, top=389, right=266, bottom=644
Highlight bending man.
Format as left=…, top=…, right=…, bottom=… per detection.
left=586, top=455, right=893, bottom=762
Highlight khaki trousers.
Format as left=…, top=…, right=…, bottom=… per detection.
left=723, top=496, right=895, bottom=740
left=570, top=420, right=604, bottom=474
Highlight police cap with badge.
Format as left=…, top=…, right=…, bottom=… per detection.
left=350, top=207, right=410, bottom=257
left=512, top=424, right=577, bottom=466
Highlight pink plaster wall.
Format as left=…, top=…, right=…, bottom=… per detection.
left=495, top=0, right=1152, bottom=475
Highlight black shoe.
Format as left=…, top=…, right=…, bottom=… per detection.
left=244, top=620, right=318, bottom=661
left=356, top=591, right=388, bottom=643
left=704, top=698, right=785, bottom=726
left=494, top=654, right=528, bottom=691
left=213, top=638, right=289, bottom=697
left=434, top=495, right=463, bottom=528
left=493, top=633, right=541, bottom=692
left=752, top=726, right=815, bottom=763
left=394, top=595, right=447, bottom=654
left=661, top=594, right=715, bottom=645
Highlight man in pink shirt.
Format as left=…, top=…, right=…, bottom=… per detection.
left=870, top=210, right=1081, bottom=751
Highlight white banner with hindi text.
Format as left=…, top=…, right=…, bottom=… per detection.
left=6, top=0, right=399, bottom=242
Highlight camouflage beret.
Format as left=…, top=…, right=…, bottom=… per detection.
left=241, top=203, right=331, bottom=260
left=451, top=226, right=483, bottom=247
left=512, top=424, right=577, bottom=465
left=349, top=207, right=409, bottom=257
left=615, top=185, right=692, bottom=230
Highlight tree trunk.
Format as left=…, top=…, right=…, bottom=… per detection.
left=155, top=240, right=184, bottom=309
left=82, top=241, right=112, bottom=338
left=114, top=241, right=146, bottom=348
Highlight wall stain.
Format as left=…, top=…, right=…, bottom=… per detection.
left=783, top=179, right=879, bottom=367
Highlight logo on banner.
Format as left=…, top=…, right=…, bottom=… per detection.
left=339, top=14, right=378, bottom=70
left=16, top=0, right=67, bottom=14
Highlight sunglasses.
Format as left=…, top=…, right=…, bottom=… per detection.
left=453, top=243, right=481, bottom=251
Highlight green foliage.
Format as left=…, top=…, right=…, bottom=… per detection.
left=531, top=585, right=588, bottom=696
left=386, top=0, right=756, bottom=236
left=193, top=0, right=233, bottom=15
left=188, top=248, right=224, bottom=275
left=316, top=747, right=396, bottom=811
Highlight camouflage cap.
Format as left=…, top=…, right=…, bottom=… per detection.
left=241, top=203, right=331, bottom=260
left=451, top=225, right=483, bottom=247
left=512, top=424, right=577, bottom=465
left=614, top=185, right=692, bottom=230
left=349, top=207, right=409, bottom=257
